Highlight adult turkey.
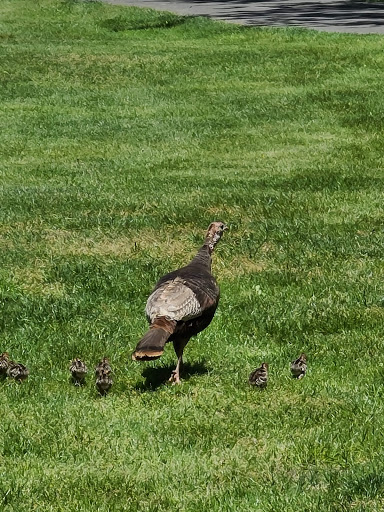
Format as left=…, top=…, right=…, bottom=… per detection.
left=132, top=221, right=227, bottom=384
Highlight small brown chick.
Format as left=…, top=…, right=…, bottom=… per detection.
left=95, top=357, right=112, bottom=374
left=69, top=358, right=88, bottom=385
left=290, top=353, right=307, bottom=379
left=249, top=362, right=268, bottom=388
left=0, top=352, right=10, bottom=377
left=95, top=357, right=113, bottom=395
left=95, top=368, right=113, bottom=395
left=6, top=361, right=29, bottom=382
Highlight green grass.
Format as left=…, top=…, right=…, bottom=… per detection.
left=1, top=0, right=384, bottom=510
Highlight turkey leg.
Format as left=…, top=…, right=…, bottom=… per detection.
left=169, top=338, right=189, bottom=385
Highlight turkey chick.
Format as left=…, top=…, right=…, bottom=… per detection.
left=249, top=362, right=268, bottom=388
left=7, top=361, right=29, bottom=382
left=69, top=358, right=88, bottom=386
left=290, top=353, right=307, bottom=379
left=95, top=357, right=113, bottom=395
left=0, top=352, right=10, bottom=377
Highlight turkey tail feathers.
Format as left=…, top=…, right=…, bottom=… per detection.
left=132, top=328, right=171, bottom=361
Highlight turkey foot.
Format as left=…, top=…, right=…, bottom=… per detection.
left=168, top=356, right=183, bottom=385
left=168, top=370, right=181, bottom=385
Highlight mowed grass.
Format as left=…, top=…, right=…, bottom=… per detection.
left=1, top=0, right=384, bottom=509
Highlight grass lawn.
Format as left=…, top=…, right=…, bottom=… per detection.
left=1, top=0, right=384, bottom=510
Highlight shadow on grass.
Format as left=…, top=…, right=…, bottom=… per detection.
left=101, top=14, right=188, bottom=31
left=134, top=360, right=210, bottom=390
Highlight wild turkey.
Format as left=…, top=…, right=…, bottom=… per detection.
left=0, top=352, right=10, bottom=377
left=95, top=357, right=112, bottom=375
left=6, top=361, right=29, bottom=382
left=95, top=357, right=113, bottom=395
left=69, top=358, right=88, bottom=386
left=132, top=221, right=227, bottom=384
left=249, top=362, right=268, bottom=388
left=290, top=353, right=307, bottom=379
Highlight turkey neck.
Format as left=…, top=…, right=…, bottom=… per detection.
left=188, top=244, right=212, bottom=272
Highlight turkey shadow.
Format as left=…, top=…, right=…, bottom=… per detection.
left=134, top=360, right=210, bottom=391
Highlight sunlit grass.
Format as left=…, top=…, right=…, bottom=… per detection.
left=1, top=0, right=384, bottom=510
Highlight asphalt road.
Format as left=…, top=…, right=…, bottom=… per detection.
left=105, top=0, right=384, bottom=34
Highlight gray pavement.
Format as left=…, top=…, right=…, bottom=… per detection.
left=105, top=0, right=384, bottom=34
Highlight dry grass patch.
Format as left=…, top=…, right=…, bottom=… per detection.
left=43, top=227, right=196, bottom=261
left=44, top=229, right=135, bottom=258
left=219, top=255, right=268, bottom=280
left=11, top=263, right=66, bottom=298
